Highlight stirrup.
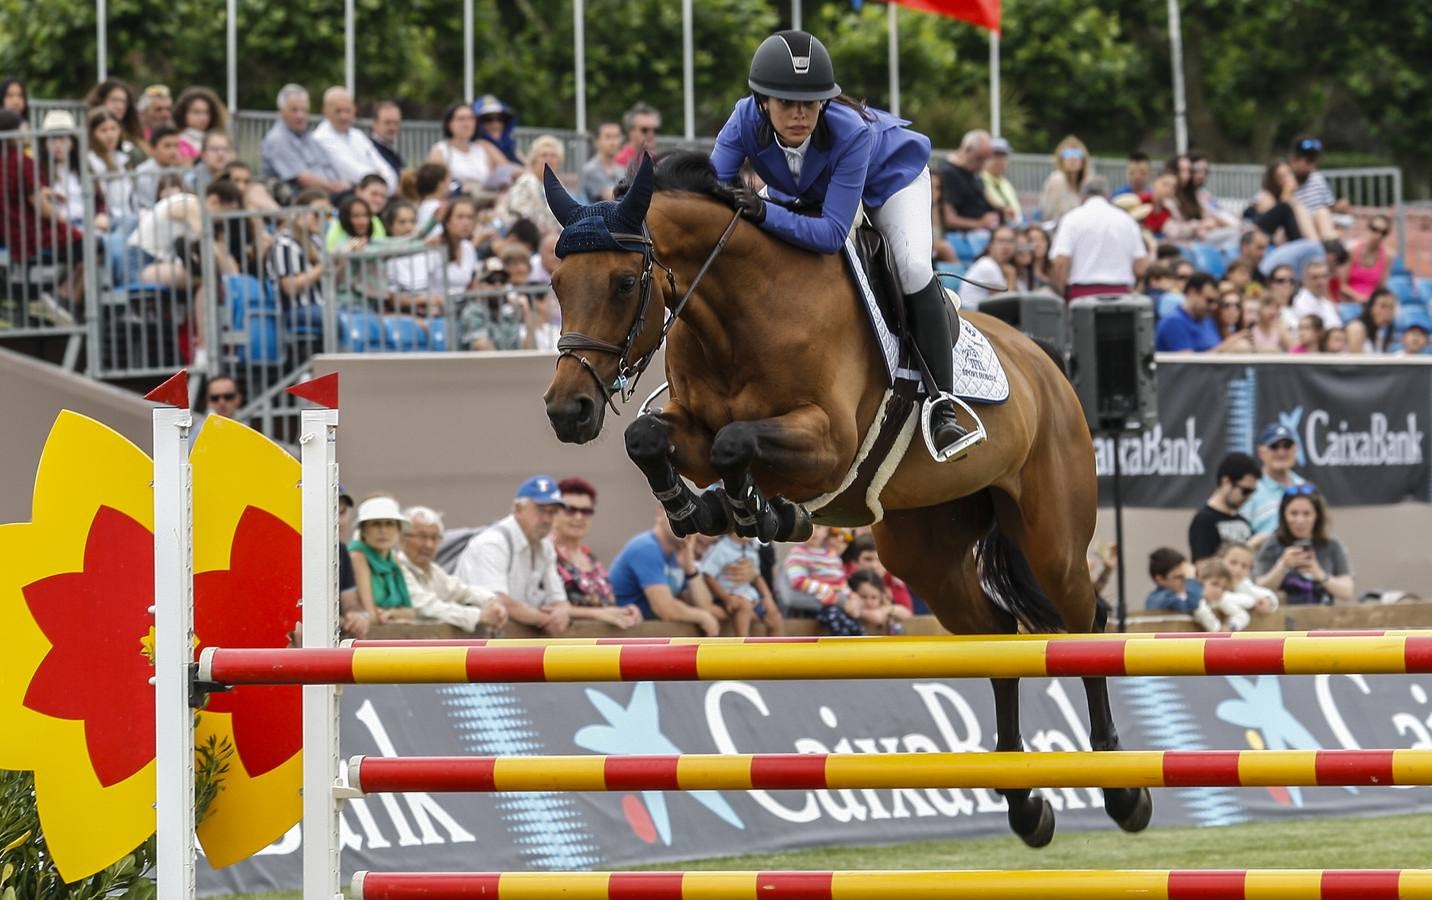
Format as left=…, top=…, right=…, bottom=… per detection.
left=921, top=393, right=987, bottom=463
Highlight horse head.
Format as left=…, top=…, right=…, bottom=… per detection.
left=540, top=155, right=665, bottom=444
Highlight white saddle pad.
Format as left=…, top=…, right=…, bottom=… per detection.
left=842, top=237, right=1010, bottom=405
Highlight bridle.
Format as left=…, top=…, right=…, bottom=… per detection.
left=555, top=208, right=743, bottom=415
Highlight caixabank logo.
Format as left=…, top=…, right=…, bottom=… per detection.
left=1277, top=405, right=1424, bottom=469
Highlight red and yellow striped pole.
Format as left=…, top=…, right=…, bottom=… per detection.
left=346, top=749, right=1432, bottom=794
left=199, top=631, right=1432, bottom=685
left=352, top=869, right=1432, bottom=899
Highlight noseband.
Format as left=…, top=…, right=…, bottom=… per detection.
left=555, top=209, right=743, bottom=415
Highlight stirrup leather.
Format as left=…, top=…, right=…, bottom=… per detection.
left=921, top=393, right=987, bottom=463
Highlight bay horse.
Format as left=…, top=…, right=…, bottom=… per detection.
left=540, top=152, right=1151, bottom=846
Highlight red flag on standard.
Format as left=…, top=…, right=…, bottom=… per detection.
left=892, top=0, right=1001, bottom=32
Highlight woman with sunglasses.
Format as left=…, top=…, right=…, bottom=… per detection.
left=550, top=478, right=643, bottom=630
left=472, top=94, right=524, bottom=167
left=1253, top=486, right=1354, bottom=605
left=1342, top=214, right=1393, bottom=304
left=1038, top=135, right=1088, bottom=223
left=711, top=30, right=972, bottom=459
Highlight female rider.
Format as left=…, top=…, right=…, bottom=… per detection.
left=711, top=30, right=971, bottom=460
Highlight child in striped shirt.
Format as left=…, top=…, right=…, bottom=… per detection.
left=781, top=526, right=853, bottom=610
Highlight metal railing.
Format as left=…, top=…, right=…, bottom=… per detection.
left=0, top=124, right=99, bottom=371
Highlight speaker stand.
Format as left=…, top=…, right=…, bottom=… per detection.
left=1109, top=428, right=1128, bottom=634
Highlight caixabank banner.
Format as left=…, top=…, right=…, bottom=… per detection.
left=1096, top=360, right=1432, bottom=508
left=199, top=673, right=1432, bottom=895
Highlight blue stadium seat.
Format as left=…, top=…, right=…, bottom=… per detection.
left=935, top=260, right=967, bottom=278
left=222, top=276, right=281, bottom=366
left=1191, top=243, right=1226, bottom=279
left=965, top=232, right=990, bottom=258
left=285, top=303, right=325, bottom=336
left=383, top=316, right=428, bottom=352
left=1416, top=278, right=1432, bottom=305
left=1387, top=274, right=1418, bottom=306
left=1394, top=306, right=1431, bottom=333
left=945, top=231, right=972, bottom=262
left=337, top=310, right=384, bottom=352
left=429, top=317, right=448, bottom=351
left=1157, top=292, right=1183, bottom=320
left=1337, top=303, right=1363, bottom=324
left=1389, top=256, right=1411, bottom=277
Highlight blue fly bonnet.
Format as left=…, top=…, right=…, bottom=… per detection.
left=544, top=155, right=655, bottom=259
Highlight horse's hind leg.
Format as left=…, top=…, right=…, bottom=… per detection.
left=1084, top=609, right=1153, bottom=831
left=992, top=463, right=1154, bottom=834
left=992, top=678, right=1056, bottom=847
left=874, top=500, right=1054, bottom=848
left=624, top=406, right=730, bottom=536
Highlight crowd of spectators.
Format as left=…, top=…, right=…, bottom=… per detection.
left=314, top=467, right=925, bottom=639
left=0, top=75, right=666, bottom=354
left=935, top=129, right=1426, bottom=357
left=1139, top=423, right=1371, bottom=630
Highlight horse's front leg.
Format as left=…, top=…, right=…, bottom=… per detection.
left=710, top=405, right=837, bottom=543
left=624, top=405, right=730, bottom=537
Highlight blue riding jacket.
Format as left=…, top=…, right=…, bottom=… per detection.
left=711, top=95, right=932, bottom=255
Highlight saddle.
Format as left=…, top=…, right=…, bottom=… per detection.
left=802, top=225, right=1010, bottom=527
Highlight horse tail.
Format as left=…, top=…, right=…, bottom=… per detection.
left=975, top=521, right=1067, bottom=634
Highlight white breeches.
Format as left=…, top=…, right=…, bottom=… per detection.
left=868, top=167, right=935, bottom=294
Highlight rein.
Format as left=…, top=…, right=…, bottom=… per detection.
left=556, top=208, right=744, bottom=415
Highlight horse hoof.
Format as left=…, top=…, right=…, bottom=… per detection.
left=772, top=498, right=813, bottom=543
left=1107, top=787, right=1153, bottom=833
left=1012, top=795, right=1056, bottom=848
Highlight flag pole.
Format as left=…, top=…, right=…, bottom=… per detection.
left=989, top=29, right=1000, bottom=138
left=574, top=0, right=587, bottom=136
left=682, top=0, right=695, bottom=141
left=887, top=2, right=900, bottom=118
left=1167, top=0, right=1188, bottom=154
left=792, top=0, right=801, bottom=30
left=463, top=0, right=474, bottom=103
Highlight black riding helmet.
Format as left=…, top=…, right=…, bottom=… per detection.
left=747, top=31, right=841, bottom=102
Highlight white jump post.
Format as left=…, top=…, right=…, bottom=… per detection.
left=300, top=399, right=344, bottom=899
left=153, top=391, right=195, bottom=900
left=152, top=373, right=344, bottom=899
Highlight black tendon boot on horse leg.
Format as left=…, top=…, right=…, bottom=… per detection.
left=709, top=422, right=781, bottom=542
left=905, top=276, right=979, bottom=461
left=624, top=413, right=729, bottom=537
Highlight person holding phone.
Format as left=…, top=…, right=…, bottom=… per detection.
left=1253, top=485, right=1355, bottom=604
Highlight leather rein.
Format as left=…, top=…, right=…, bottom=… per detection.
left=555, top=208, right=743, bottom=415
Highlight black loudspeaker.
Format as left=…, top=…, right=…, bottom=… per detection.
left=977, top=293, right=1068, bottom=360
left=1069, top=294, right=1157, bottom=432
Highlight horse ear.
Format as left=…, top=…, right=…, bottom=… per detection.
left=543, top=164, right=583, bottom=227
left=615, top=153, right=655, bottom=228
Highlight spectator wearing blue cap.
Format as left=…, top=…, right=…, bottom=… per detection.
left=1240, top=424, right=1309, bottom=537
left=454, top=475, right=572, bottom=635
left=608, top=507, right=722, bottom=636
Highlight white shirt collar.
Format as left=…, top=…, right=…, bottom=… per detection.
left=777, top=134, right=812, bottom=176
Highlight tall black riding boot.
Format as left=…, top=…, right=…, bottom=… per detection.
left=904, top=276, right=973, bottom=459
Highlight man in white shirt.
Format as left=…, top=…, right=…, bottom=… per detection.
left=311, top=86, right=398, bottom=193
left=398, top=506, right=509, bottom=634
left=1291, top=260, right=1342, bottom=330
left=454, top=475, right=572, bottom=635
left=1049, top=176, right=1150, bottom=300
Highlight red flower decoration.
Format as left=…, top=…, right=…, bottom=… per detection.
left=195, top=506, right=303, bottom=778
left=23, top=506, right=156, bottom=788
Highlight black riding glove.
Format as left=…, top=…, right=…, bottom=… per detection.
left=732, top=188, right=767, bottom=225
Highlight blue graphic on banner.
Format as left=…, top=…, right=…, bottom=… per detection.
left=577, top=683, right=745, bottom=845
left=441, top=683, right=605, bottom=869
left=1215, top=676, right=1356, bottom=809
left=1118, top=677, right=1247, bottom=826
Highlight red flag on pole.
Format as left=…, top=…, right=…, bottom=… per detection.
left=892, top=0, right=1001, bottom=32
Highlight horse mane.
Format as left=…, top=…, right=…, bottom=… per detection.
left=616, top=150, right=738, bottom=208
